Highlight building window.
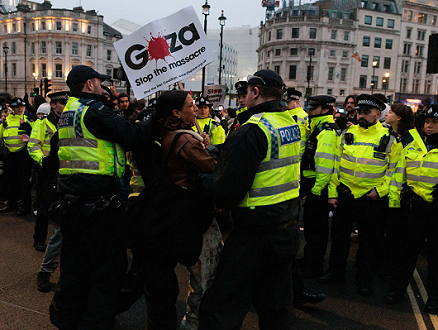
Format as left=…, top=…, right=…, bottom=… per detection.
left=400, top=78, right=408, bottom=92
left=289, top=65, right=297, bottom=79
left=383, top=57, right=391, bottom=69
left=414, top=61, right=421, bottom=74
left=413, top=79, right=420, bottom=93
left=363, top=36, right=370, bottom=47
left=12, top=23, right=16, bottom=32
left=41, top=41, right=46, bottom=54
left=374, top=37, right=382, bottom=48
left=376, top=17, right=383, bottom=26
left=328, top=67, right=334, bottom=81
left=416, top=45, right=424, bottom=56
left=418, top=30, right=426, bottom=41
left=425, top=80, right=432, bottom=94
left=106, top=69, right=112, bottom=77
left=340, top=89, right=345, bottom=96
left=361, top=54, right=369, bottom=67
left=55, top=41, right=62, bottom=54
left=55, top=64, right=62, bottom=78
left=12, top=63, right=16, bottom=77
left=107, top=50, right=112, bottom=61
left=341, top=68, right=347, bottom=81
left=331, top=29, right=337, bottom=40
left=31, top=42, right=35, bottom=55
left=402, top=60, right=410, bottom=73
left=86, top=45, right=92, bottom=57
left=371, top=75, right=378, bottom=89
left=365, top=15, right=372, bottom=25
left=373, top=56, right=380, bottom=68
left=274, top=65, right=280, bottom=74
left=330, top=49, right=336, bottom=57
left=309, top=28, right=316, bottom=39
left=267, top=50, right=270, bottom=58
left=276, top=29, right=282, bottom=40
left=87, top=25, right=92, bottom=34
left=308, top=48, right=315, bottom=56
left=73, top=22, right=78, bottom=32
left=56, top=21, right=62, bottom=31
left=32, top=22, right=35, bottom=31
left=275, top=49, right=281, bottom=56
left=327, top=88, right=333, bottom=95
left=41, top=21, right=46, bottom=30
left=405, top=10, right=413, bottom=21
left=290, top=48, right=298, bottom=56
left=11, top=42, right=16, bottom=54
left=406, top=28, right=412, bottom=39
left=359, top=75, right=367, bottom=88
left=387, top=19, right=394, bottom=28
left=72, top=42, right=78, bottom=55
left=31, top=63, right=36, bottom=74
left=403, top=43, right=411, bottom=55
left=292, top=28, right=299, bottom=38
left=344, top=31, right=349, bottom=41
left=342, top=50, right=348, bottom=58
left=361, top=1, right=367, bottom=8
left=41, top=63, right=47, bottom=78
left=433, top=15, right=437, bottom=26
left=386, top=39, right=393, bottom=49
left=418, top=13, right=428, bottom=24
left=382, top=77, right=389, bottom=90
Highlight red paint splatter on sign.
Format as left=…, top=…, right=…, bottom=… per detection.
left=144, top=32, right=175, bottom=67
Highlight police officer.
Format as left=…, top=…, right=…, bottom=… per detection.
left=137, top=98, right=157, bottom=123
left=28, top=92, right=69, bottom=252
left=285, top=88, right=308, bottom=158
left=320, top=94, right=402, bottom=297
left=384, top=105, right=438, bottom=313
left=0, top=97, right=33, bottom=215
left=199, top=70, right=301, bottom=330
left=49, top=65, right=157, bottom=330
left=300, top=95, right=340, bottom=278
left=227, top=80, right=249, bottom=136
left=194, top=96, right=225, bottom=145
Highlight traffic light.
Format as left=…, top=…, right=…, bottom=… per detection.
left=31, top=87, right=39, bottom=97
left=44, top=78, right=52, bottom=96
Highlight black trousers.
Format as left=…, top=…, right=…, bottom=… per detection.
left=199, top=219, right=300, bottom=330
left=302, top=179, right=330, bottom=271
left=328, top=188, right=388, bottom=283
left=389, top=194, right=438, bottom=302
left=4, top=148, right=32, bottom=210
left=50, top=196, right=126, bottom=330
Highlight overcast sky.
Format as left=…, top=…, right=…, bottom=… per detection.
left=51, top=0, right=266, bottom=29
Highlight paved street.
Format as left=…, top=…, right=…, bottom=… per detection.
left=1, top=210, right=437, bottom=330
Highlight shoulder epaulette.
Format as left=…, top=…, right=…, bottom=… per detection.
left=247, top=112, right=264, bottom=124
left=79, top=98, right=105, bottom=111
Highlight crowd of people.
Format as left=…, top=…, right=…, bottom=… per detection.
left=0, top=65, right=437, bottom=330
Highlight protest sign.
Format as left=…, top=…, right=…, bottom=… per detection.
left=114, top=6, right=214, bottom=98
left=205, top=85, right=226, bottom=108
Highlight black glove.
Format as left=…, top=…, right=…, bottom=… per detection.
left=432, top=184, right=438, bottom=201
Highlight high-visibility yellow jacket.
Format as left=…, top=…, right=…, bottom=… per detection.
left=302, top=115, right=339, bottom=196
left=287, top=106, right=308, bottom=159
left=389, top=128, right=438, bottom=206
left=328, top=121, right=402, bottom=199
left=28, top=116, right=57, bottom=166
left=58, top=97, right=125, bottom=178
left=193, top=117, right=225, bottom=145
left=0, top=113, right=33, bottom=152
left=236, top=111, right=301, bottom=207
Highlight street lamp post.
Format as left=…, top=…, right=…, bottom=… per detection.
left=383, top=72, right=390, bottom=97
left=218, top=10, right=226, bottom=85
left=201, top=0, right=210, bottom=95
left=306, top=49, right=313, bottom=96
left=371, top=60, right=378, bottom=94
left=3, top=43, right=9, bottom=93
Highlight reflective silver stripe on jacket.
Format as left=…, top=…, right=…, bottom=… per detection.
left=4, top=136, right=20, bottom=140
left=28, top=146, right=41, bottom=153
left=257, top=155, right=299, bottom=172
left=406, top=161, right=421, bottom=168
left=59, top=160, right=100, bottom=170
left=43, top=139, right=51, bottom=145
left=5, top=143, right=24, bottom=148
left=59, top=138, right=98, bottom=148
left=393, top=167, right=405, bottom=174
left=249, top=180, right=299, bottom=198
left=29, top=138, right=41, bottom=144
left=340, top=166, right=385, bottom=179
left=315, top=165, right=333, bottom=174
left=4, top=126, right=19, bottom=130
left=342, top=153, right=386, bottom=166
left=421, top=161, right=438, bottom=169
left=406, top=174, right=438, bottom=185
left=315, top=152, right=335, bottom=161
left=390, top=180, right=403, bottom=189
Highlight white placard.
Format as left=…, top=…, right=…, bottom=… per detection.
left=205, top=84, right=226, bottom=108
left=114, top=6, right=214, bottom=98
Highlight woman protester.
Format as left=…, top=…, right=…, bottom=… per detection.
left=130, top=90, right=219, bottom=330
left=385, top=104, right=438, bottom=314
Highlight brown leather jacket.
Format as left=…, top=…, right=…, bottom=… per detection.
left=161, top=129, right=215, bottom=189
